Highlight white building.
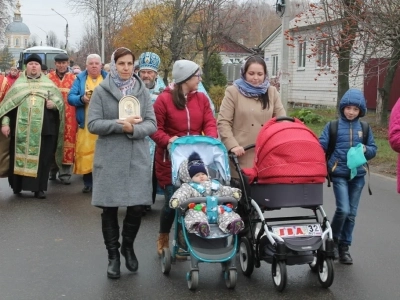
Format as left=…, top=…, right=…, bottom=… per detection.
left=259, top=7, right=364, bottom=107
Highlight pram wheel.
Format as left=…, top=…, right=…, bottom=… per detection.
left=187, top=270, right=199, bottom=290
left=224, top=269, right=237, bottom=289
left=239, top=237, right=254, bottom=277
left=272, top=261, right=287, bottom=292
left=318, top=258, right=334, bottom=288
left=161, top=248, right=171, bottom=275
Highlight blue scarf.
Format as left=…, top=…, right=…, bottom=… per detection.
left=110, top=48, right=136, bottom=96
left=233, top=63, right=270, bottom=98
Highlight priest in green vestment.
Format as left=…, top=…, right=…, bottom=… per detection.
left=0, top=54, right=65, bottom=199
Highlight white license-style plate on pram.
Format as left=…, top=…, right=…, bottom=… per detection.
left=272, top=224, right=322, bottom=238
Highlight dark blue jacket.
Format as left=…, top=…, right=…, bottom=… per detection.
left=67, top=70, right=108, bottom=128
left=319, top=89, right=377, bottom=178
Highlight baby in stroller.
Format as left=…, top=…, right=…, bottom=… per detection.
left=170, top=152, right=244, bottom=237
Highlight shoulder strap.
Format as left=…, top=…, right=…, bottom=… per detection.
left=360, top=121, right=369, bottom=145
left=360, top=121, right=372, bottom=195
left=327, top=119, right=338, bottom=159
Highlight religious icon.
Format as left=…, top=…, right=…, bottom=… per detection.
left=85, top=89, right=93, bottom=99
left=119, top=95, right=140, bottom=120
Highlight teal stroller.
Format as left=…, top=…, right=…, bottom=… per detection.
left=160, top=136, right=239, bottom=290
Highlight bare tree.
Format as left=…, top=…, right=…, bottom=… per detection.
left=27, top=35, right=39, bottom=48
left=347, top=0, right=400, bottom=125
left=47, top=31, right=59, bottom=48
left=191, top=0, right=250, bottom=87
left=159, top=0, right=205, bottom=82
left=74, top=23, right=100, bottom=67
left=68, top=0, right=138, bottom=60
left=0, top=0, right=14, bottom=43
left=288, top=0, right=366, bottom=109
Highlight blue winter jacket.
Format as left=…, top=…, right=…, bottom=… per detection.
left=67, top=70, right=108, bottom=129
left=319, top=89, right=377, bottom=178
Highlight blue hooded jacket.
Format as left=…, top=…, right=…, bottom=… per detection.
left=67, top=69, right=108, bottom=129
left=319, top=89, right=377, bottom=178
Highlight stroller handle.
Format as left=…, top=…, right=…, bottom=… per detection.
left=178, top=196, right=238, bottom=210
left=276, top=116, right=295, bottom=122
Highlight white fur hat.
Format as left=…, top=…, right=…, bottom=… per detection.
left=172, top=60, right=199, bottom=84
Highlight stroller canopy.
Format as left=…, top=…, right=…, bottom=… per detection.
left=243, top=117, right=327, bottom=184
left=170, top=136, right=231, bottom=186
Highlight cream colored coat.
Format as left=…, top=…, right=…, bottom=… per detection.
left=217, top=85, right=286, bottom=178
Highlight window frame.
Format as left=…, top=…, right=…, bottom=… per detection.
left=271, top=54, right=279, bottom=77
left=298, top=41, right=306, bottom=70
left=316, top=39, right=331, bottom=70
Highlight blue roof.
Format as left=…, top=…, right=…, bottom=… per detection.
left=6, top=21, right=30, bottom=35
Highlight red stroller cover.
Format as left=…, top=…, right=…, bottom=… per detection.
left=242, top=117, right=327, bottom=184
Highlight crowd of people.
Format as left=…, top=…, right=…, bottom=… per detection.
left=0, top=49, right=379, bottom=278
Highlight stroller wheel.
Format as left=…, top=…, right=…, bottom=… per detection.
left=225, top=269, right=237, bottom=289
left=272, top=261, right=287, bottom=292
left=239, top=237, right=255, bottom=277
left=318, top=258, right=334, bottom=288
left=161, top=248, right=171, bottom=275
left=187, top=270, right=199, bottom=291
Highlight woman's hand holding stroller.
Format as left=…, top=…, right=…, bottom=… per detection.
left=230, top=146, right=245, bottom=157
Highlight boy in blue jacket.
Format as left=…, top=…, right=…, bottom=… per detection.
left=319, top=89, right=377, bottom=264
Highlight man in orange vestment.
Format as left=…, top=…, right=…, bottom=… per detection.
left=0, top=74, right=9, bottom=102
left=48, top=53, right=77, bottom=185
left=0, top=74, right=10, bottom=177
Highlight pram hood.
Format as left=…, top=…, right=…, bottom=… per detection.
left=243, top=117, right=327, bottom=184
left=170, top=136, right=231, bottom=186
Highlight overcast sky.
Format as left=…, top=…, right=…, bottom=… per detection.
left=17, top=0, right=84, bottom=50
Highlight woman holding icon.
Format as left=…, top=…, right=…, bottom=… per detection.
left=87, top=47, right=157, bottom=279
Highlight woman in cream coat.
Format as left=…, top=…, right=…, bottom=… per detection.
left=217, top=55, right=286, bottom=178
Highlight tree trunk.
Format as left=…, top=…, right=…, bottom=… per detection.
left=376, top=88, right=384, bottom=124
left=380, top=45, right=400, bottom=126
left=336, top=0, right=359, bottom=111
left=337, top=55, right=350, bottom=111
left=202, top=46, right=210, bottom=87
left=162, top=69, right=169, bottom=86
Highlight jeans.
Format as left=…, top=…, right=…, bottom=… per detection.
left=159, top=185, right=177, bottom=233
left=83, top=172, right=93, bottom=187
left=331, top=176, right=365, bottom=246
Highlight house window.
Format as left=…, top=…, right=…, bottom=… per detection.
left=15, top=38, right=20, bottom=47
left=317, top=39, right=331, bottom=68
left=298, top=41, right=306, bottom=68
left=272, top=55, right=279, bottom=77
left=25, top=39, right=28, bottom=47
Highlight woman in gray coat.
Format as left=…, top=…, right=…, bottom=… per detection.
left=88, top=47, right=156, bottom=279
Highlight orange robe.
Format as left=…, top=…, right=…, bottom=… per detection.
left=0, top=75, right=9, bottom=102
left=48, top=72, right=77, bottom=165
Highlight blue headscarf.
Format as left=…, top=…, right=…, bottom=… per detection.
left=233, top=58, right=270, bottom=98
left=110, top=47, right=136, bottom=96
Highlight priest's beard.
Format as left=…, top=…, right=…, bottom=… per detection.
left=144, top=79, right=155, bottom=90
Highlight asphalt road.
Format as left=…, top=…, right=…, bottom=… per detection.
left=0, top=173, right=399, bottom=300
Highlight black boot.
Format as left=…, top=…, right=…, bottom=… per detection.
left=101, top=214, right=121, bottom=279
left=339, top=244, right=353, bottom=264
left=333, top=238, right=339, bottom=260
left=121, top=208, right=142, bottom=272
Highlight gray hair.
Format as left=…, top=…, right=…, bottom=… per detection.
left=86, top=54, right=102, bottom=65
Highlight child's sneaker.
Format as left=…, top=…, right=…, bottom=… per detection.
left=196, top=222, right=210, bottom=237
left=229, top=219, right=244, bottom=235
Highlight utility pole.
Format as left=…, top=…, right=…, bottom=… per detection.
left=51, top=8, right=69, bottom=49
left=101, top=0, right=105, bottom=63
left=279, top=0, right=291, bottom=111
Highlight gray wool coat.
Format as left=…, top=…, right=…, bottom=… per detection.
left=87, top=75, right=157, bottom=207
